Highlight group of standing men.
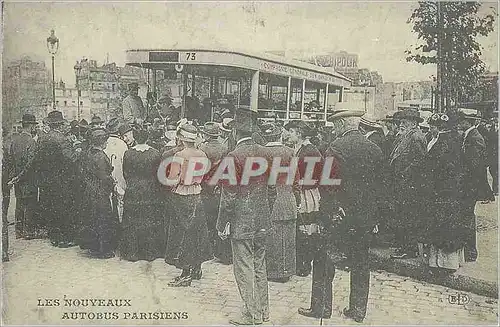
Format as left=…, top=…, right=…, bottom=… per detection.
left=2, top=93, right=497, bottom=326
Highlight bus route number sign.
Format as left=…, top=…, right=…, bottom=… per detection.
left=185, top=52, right=197, bottom=61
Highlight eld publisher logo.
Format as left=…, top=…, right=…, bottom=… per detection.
left=447, top=293, right=470, bottom=305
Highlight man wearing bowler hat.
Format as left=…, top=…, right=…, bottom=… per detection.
left=122, top=82, right=146, bottom=124
left=199, top=122, right=232, bottom=264
left=457, top=110, right=487, bottom=262
left=217, top=108, right=272, bottom=325
left=28, top=111, right=80, bottom=248
left=7, top=114, right=40, bottom=239
left=388, top=109, right=427, bottom=259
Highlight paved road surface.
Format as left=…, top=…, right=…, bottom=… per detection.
left=2, top=231, right=498, bottom=326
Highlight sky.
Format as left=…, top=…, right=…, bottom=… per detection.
left=2, top=1, right=498, bottom=86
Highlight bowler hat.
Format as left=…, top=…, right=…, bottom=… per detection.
left=177, top=123, right=198, bottom=142
left=90, top=115, right=104, bottom=126
left=90, top=127, right=108, bottom=140
left=398, top=109, right=423, bottom=123
left=118, top=123, right=133, bottom=136
left=297, top=121, right=316, bottom=138
left=128, top=82, right=139, bottom=90
left=233, top=108, right=257, bottom=133
left=201, top=122, right=221, bottom=137
left=327, top=110, right=364, bottom=121
left=45, top=111, right=66, bottom=125
left=19, top=113, right=38, bottom=125
left=106, top=118, right=121, bottom=134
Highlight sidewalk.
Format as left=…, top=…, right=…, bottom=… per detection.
left=369, top=198, right=498, bottom=299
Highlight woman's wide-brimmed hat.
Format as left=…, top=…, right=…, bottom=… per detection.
left=177, top=123, right=199, bottom=142
left=201, top=122, right=221, bottom=137
left=45, top=111, right=66, bottom=125
left=398, top=109, right=423, bottom=123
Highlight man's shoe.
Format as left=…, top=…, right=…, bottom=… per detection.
left=191, top=268, right=202, bottom=280
left=297, top=307, right=331, bottom=319
left=168, top=276, right=192, bottom=287
left=342, top=308, right=364, bottom=323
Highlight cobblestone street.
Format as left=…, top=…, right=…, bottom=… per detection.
left=2, top=229, right=498, bottom=326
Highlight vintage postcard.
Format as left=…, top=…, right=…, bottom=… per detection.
left=1, top=0, right=498, bottom=325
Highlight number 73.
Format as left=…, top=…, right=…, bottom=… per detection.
left=186, top=52, right=196, bottom=60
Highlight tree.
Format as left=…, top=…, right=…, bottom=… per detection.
left=406, top=1, right=495, bottom=112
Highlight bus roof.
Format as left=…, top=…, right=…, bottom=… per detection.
left=125, top=48, right=351, bottom=88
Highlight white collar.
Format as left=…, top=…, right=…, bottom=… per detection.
left=265, top=141, right=282, bottom=147
left=132, top=144, right=152, bottom=152
left=236, top=137, right=252, bottom=146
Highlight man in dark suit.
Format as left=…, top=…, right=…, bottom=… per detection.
left=29, top=111, right=80, bottom=248
left=299, top=110, right=383, bottom=323
left=217, top=109, right=271, bottom=325
left=8, top=114, right=39, bottom=239
left=389, top=109, right=427, bottom=259
left=199, top=122, right=232, bottom=264
left=457, top=111, right=487, bottom=262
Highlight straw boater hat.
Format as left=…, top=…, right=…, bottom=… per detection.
left=359, top=114, right=383, bottom=130
left=201, top=122, right=221, bottom=137
left=89, top=127, right=108, bottom=141
left=177, top=123, right=198, bottom=142
left=327, top=110, right=364, bottom=121
left=19, top=113, right=38, bottom=125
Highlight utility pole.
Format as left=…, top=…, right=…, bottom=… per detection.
left=436, top=1, right=444, bottom=113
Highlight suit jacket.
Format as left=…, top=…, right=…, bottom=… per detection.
left=122, top=95, right=146, bottom=123
left=198, top=139, right=227, bottom=189
left=389, top=127, right=427, bottom=192
left=324, top=130, right=384, bottom=229
left=30, top=129, right=80, bottom=189
left=9, top=132, right=37, bottom=197
left=216, top=138, right=271, bottom=239
left=461, top=127, right=487, bottom=200
left=264, top=142, right=298, bottom=222
left=295, top=141, right=323, bottom=191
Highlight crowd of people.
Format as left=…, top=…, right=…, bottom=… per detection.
left=2, top=93, right=497, bottom=324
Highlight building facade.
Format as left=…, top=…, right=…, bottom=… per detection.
left=75, top=59, right=146, bottom=120
left=52, top=80, right=92, bottom=121
left=2, top=56, right=50, bottom=129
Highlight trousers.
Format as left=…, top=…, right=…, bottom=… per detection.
left=231, top=237, right=269, bottom=322
left=310, top=233, right=371, bottom=320
left=462, top=197, right=478, bottom=261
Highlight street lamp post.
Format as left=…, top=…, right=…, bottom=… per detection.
left=74, top=61, right=82, bottom=120
left=46, top=30, right=59, bottom=110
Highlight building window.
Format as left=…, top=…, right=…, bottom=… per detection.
left=56, top=101, right=59, bottom=105
left=72, top=100, right=75, bottom=103
left=112, top=84, right=116, bottom=92
left=64, top=101, right=67, bottom=106
left=91, top=83, right=94, bottom=90
left=80, top=101, right=83, bottom=105
left=107, top=93, right=110, bottom=98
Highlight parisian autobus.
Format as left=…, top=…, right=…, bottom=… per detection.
left=125, top=48, right=352, bottom=123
